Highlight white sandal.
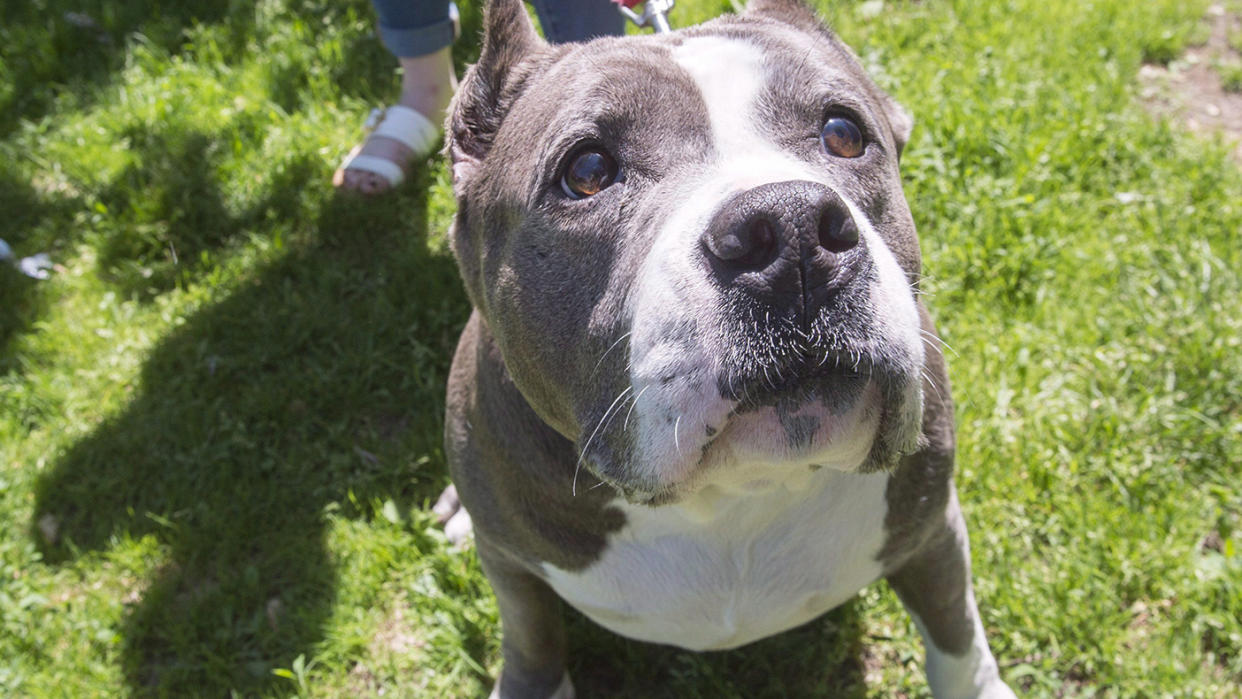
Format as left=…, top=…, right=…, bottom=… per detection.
left=337, top=104, right=441, bottom=189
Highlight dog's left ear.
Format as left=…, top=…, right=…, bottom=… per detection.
left=880, top=94, right=913, bottom=160
left=447, top=0, right=547, bottom=189
left=745, top=0, right=825, bottom=33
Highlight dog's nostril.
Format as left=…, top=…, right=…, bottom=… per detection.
left=712, top=231, right=747, bottom=261
left=818, top=208, right=859, bottom=253
left=706, top=218, right=776, bottom=268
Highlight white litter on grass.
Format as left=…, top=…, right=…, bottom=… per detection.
left=37, top=514, right=60, bottom=545
left=859, top=0, right=885, bottom=19
left=18, top=253, right=53, bottom=280
left=0, top=238, right=56, bottom=280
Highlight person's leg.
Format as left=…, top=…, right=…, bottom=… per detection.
left=528, top=0, right=626, bottom=43
left=373, top=0, right=455, bottom=59
left=335, top=1, right=458, bottom=194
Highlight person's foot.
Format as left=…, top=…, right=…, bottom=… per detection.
left=333, top=47, right=458, bottom=195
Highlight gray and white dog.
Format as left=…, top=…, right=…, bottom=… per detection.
left=436, top=1, right=1017, bottom=696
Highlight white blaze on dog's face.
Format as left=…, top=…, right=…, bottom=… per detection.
left=447, top=3, right=924, bottom=503
left=627, top=35, right=923, bottom=495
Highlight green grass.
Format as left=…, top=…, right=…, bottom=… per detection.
left=1221, top=62, right=1242, bottom=92
left=2, top=0, right=1240, bottom=696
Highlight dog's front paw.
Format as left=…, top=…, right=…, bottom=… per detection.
left=432, top=484, right=473, bottom=546
left=488, top=671, right=574, bottom=699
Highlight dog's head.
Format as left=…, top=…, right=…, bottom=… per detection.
left=447, top=0, right=924, bottom=503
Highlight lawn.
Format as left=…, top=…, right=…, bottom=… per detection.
left=2, top=0, right=1240, bottom=696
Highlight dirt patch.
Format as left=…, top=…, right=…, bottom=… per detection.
left=371, top=597, right=425, bottom=657
left=344, top=596, right=430, bottom=696
left=1139, top=3, right=1242, bottom=161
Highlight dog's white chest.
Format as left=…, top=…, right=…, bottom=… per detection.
left=542, top=470, right=891, bottom=650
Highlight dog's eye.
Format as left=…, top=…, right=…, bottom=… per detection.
left=820, top=117, right=865, bottom=158
left=561, top=147, right=619, bottom=199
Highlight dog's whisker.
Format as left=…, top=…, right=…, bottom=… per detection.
left=673, top=414, right=683, bottom=459
left=590, top=331, right=633, bottom=379
left=574, top=385, right=633, bottom=497
left=921, top=368, right=945, bottom=403
left=919, top=328, right=959, bottom=357
left=623, top=384, right=652, bottom=433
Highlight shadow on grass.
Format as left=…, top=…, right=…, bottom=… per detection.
left=94, top=130, right=329, bottom=300
left=0, top=0, right=406, bottom=385
left=0, top=166, right=66, bottom=372
left=0, top=0, right=391, bottom=138
left=566, top=603, right=871, bottom=697
left=0, top=0, right=486, bottom=362
left=0, top=0, right=234, bottom=138
left=0, top=0, right=482, bottom=139
left=31, top=168, right=468, bottom=693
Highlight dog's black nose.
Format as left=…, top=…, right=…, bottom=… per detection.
left=701, top=180, right=861, bottom=325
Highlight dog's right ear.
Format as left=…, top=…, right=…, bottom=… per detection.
left=447, top=0, right=546, bottom=189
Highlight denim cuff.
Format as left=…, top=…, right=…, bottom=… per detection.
left=529, top=0, right=626, bottom=43
left=378, top=17, right=455, bottom=58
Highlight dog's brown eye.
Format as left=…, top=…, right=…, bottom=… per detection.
left=821, top=117, right=864, bottom=158
left=561, top=147, right=619, bottom=199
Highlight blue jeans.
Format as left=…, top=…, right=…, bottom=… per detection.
left=373, top=0, right=625, bottom=57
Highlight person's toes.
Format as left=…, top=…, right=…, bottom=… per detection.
left=359, top=172, right=389, bottom=195
left=334, top=134, right=415, bottom=195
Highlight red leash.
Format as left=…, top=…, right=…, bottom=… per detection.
left=612, top=0, right=675, bottom=33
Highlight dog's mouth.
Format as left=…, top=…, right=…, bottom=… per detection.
left=722, top=349, right=875, bottom=415
left=599, top=349, right=892, bottom=506
left=590, top=283, right=925, bottom=504
left=708, top=345, right=886, bottom=457
left=618, top=376, right=883, bottom=506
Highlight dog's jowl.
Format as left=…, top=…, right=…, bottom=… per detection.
left=439, top=1, right=1017, bottom=697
